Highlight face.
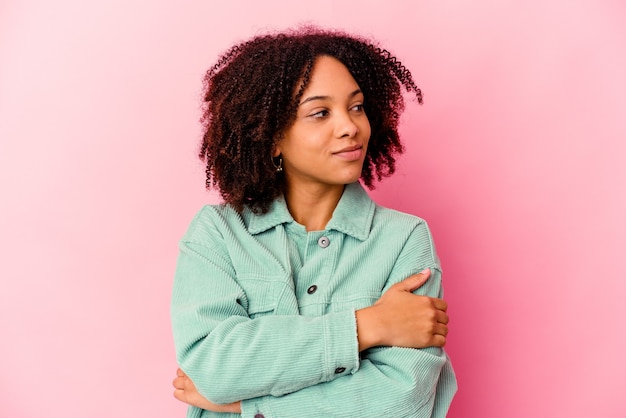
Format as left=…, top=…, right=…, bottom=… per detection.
left=274, top=55, right=371, bottom=191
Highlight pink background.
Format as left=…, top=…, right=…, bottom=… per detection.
left=1, top=1, right=625, bottom=417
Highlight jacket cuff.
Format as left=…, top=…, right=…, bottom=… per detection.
left=240, top=309, right=360, bottom=418
left=323, top=308, right=360, bottom=378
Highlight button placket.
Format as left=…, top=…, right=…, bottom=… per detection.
left=297, top=231, right=338, bottom=313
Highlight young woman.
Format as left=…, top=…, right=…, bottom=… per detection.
left=171, top=28, right=457, bottom=417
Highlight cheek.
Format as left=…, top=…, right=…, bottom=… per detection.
left=361, top=120, right=372, bottom=142
left=359, top=113, right=371, bottom=132
left=280, top=130, right=318, bottom=160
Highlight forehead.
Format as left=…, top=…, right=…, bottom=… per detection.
left=302, top=56, right=361, bottom=94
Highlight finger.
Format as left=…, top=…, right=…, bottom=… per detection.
left=183, top=376, right=195, bottom=390
left=176, top=368, right=185, bottom=377
left=173, top=375, right=193, bottom=390
left=435, top=310, right=449, bottom=325
left=397, top=268, right=431, bottom=292
left=433, top=323, right=448, bottom=337
left=173, top=388, right=185, bottom=402
left=431, top=334, right=446, bottom=347
left=173, top=376, right=184, bottom=389
left=432, top=298, right=448, bottom=312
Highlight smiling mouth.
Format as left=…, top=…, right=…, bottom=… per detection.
left=333, top=145, right=363, bottom=161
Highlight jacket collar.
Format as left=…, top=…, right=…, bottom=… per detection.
left=246, top=182, right=375, bottom=241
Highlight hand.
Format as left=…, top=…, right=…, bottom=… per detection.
left=172, top=368, right=241, bottom=413
left=356, top=268, right=449, bottom=351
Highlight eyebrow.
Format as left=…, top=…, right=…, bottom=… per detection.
left=299, top=89, right=363, bottom=106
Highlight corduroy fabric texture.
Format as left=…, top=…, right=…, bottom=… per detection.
left=171, top=182, right=457, bottom=418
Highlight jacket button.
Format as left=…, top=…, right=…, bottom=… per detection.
left=318, top=236, right=330, bottom=248
left=334, top=367, right=346, bottom=374
left=307, top=285, right=318, bottom=294
left=254, top=414, right=265, bottom=418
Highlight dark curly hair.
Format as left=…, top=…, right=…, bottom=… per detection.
left=199, top=26, right=422, bottom=213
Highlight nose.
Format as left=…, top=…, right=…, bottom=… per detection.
left=335, top=111, right=358, bottom=139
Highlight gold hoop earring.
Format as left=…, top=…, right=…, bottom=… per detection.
left=272, top=156, right=283, bottom=173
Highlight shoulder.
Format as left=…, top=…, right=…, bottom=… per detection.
left=181, top=204, right=247, bottom=244
left=370, top=204, right=439, bottom=262
left=372, top=203, right=428, bottom=232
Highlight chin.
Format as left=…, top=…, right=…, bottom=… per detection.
left=337, top=174, right=362, bottom=185
left=325, top=164, right=364, bottom=186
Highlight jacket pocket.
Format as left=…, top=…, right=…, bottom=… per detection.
left=237, top=276, right=284, bottom=318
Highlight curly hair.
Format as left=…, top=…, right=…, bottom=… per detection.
left=199, top=27, right=422, bottom=213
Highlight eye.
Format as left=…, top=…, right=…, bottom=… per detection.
left=309, top=109, right=330, bottom=119
left=351, top=103, right=365, bottom=113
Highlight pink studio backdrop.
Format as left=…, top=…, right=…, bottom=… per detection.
left=1, top=1, right=625, bottom=417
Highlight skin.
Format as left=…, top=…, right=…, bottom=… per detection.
left=173, top=56, right=449, bottom=412
left=273, top=55, right=372, bottom=232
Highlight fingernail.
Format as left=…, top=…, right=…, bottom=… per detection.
left=420, top=268, right=430, bottom=274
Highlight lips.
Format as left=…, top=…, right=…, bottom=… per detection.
left=333, top=145, right=363, bottom=161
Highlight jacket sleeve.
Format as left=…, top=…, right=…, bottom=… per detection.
left=238, top=221, right=457, bottom=418
left=171, top=213, right=360, bottom=405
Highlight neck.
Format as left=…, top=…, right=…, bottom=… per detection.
left=283, top=183, right=345, bottom=232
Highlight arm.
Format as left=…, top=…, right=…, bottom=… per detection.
left=237, top=261, right=456, bottom=418
left=172, top=270, right=446, bottom=415
left=173, top=216, right=456, bottom=417
left=171, top=210, right=362, bottom=404
left=172, top=234, right=446, bottom=404
left=174, top=267, right=455, bottom=418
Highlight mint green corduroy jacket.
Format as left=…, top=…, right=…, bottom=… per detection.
left=171, top=182, right=457, bottom=418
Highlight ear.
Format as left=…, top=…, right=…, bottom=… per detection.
left=272, top=137, right=282, bottom=157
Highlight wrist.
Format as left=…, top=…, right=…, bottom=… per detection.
left=355, top=306, right=385, bottom=351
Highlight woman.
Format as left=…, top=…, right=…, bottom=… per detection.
left=171, top=27, right=457, bottom=417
